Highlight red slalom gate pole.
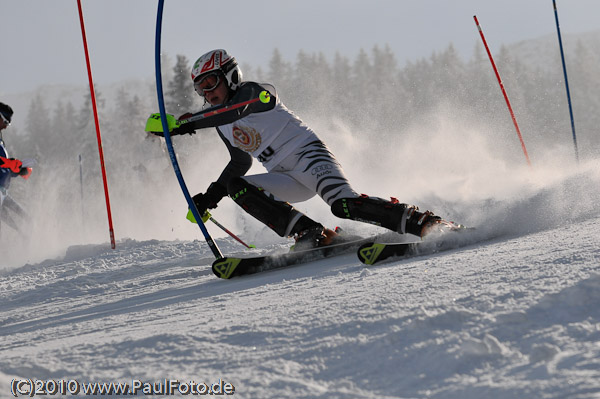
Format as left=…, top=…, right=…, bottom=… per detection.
left=473, top=15, right=532, bottom=167
left=76, top=0, right=116, bottom=248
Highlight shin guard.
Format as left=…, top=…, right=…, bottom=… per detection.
left=331, top=195, right=439, bottom=236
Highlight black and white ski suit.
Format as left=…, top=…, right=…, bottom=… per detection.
left=181, top=81, right=359, bottom=207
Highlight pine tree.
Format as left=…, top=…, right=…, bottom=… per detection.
left=51, top=100, right=78, bottom=141
left=165, top=54, right=196, bottom=115
left=75, top=85, right=107, bottom=191
left=24, top=94, right=52, bottom=163
left=370, top=44, right=401, bottom=129
left=268, top=48, right=293, bottom=101
left=350, top=48, right=372, bottom=128
left=292, top=50, right=316, bottom=113
left=331, top=52, right=353, bottom=118
left=466, top=40, right=502, bottom=121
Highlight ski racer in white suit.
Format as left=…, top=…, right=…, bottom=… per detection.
left=147, top=49, right=449, bottom=249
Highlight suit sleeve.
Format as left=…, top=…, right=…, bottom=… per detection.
left=214, top=127, right=252, bottom=188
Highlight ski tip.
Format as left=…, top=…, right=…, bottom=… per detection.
left=357, top=242, right=385, bottom=265
left=212, top=257, right=242, bottom=279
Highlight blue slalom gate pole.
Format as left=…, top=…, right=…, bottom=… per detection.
left=553, top=0, right=579, bottom=163
left=154, top=0, right=223, bottom=259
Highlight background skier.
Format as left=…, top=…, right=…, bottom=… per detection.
left=0, top=102, right=32, bottom=235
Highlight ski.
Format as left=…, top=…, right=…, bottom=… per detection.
left=357, top=242, right=420, bottom=265
left=212, top=235, right=382, bottom=279
left=357, top=227, right=478, bottom=265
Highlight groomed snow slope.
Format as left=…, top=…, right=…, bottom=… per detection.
left=1, top=165, right=600, bottom=398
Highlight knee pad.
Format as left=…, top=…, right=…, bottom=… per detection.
left=227, top=177, right=318, bottom=237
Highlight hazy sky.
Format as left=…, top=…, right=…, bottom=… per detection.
left=2, top=0, right=600, bottom=94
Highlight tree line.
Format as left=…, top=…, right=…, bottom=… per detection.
left=5, top=40, right=600, bottom=242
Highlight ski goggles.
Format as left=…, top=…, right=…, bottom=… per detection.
left=194, top=72, right=221, bottom=94
left=0, top=112, right=10, bottom=126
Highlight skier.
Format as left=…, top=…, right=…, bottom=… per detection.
left=0, top=102, right=32, bottom=234
left=146, top=49, right=457, bottom=250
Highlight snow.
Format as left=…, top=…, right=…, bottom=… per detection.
left=1, top=160, right=600, bottom=398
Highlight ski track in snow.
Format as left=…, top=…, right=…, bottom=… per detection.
left=1, top=172, right=600, bottom=398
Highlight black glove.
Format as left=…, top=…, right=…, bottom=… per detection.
left=18, top=167, right=30, bottom=176
left=171, top=123, right=197, bottom=136
left=149, top=124, right=195, bottom=137
left=171, top=113, right=197, bottom=136
left=192, top=182, right=228, bottom=215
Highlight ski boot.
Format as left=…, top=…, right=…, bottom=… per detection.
left=406, top=208, right=463, bottom=238
left=331, top=194, right=451, bottom=238
left=292, top=224, right=338, bottom=251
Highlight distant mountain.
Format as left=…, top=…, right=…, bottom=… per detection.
left=506, top=29, right=600, bottom=72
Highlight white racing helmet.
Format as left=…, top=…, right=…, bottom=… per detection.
left=191, top=49, right=243, bottom=93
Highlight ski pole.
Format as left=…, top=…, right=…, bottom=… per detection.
left=186, top=209, right=255, bottom=249
left=473, top=15, right=532, bottom=167
left=208, top=214, right=256, bottom=249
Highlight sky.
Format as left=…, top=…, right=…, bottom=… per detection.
left=2, top=0, right=600, bottom=95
